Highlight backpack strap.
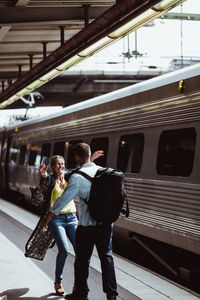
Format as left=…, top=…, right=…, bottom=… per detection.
left=74, top=170, right=94, bottom=206
left=66, top=169, right=93, bottom=206
left=77, top=168, right=130, bottom=218
left=75, top=170, right=93, bottom=182
left=66, top=168, right=93, bottom=182
left=121, top=194, right=129, bottom=218
left=65, top=167, right=81, bottom=181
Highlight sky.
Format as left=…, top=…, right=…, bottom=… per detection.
left=82, top=0, right=200, bottom=62
left=1, top=0, right=200, bottom=126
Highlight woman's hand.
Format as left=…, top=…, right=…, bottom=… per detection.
left=91, top=150, right=104, bottom=162
left=39, top=163, right=48, bottom=178
left=43, top=212, right=54, bottom=230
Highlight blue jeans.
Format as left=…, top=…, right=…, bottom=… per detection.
left=48, top=213, right=78, bottom=283
left=74, top=224, right=118, bottom=298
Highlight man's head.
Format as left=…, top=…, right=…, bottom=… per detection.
left=74, top=143, right=91, bottom=166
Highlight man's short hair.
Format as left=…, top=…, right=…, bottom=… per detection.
left=74, top=143, right=91, bottom=160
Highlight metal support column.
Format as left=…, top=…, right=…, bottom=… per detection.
left=83, top=5, right=90, bottom=28
left=135, top=31, right=138, bottom=59
left=1, top=81, right=5, bottom=92
left=42, top=42, right=48, bottom=59
left=59, top=26, right=65, bottom=46
left=18, top=64, right=22, bottom=78
left=29, top=54, right=33, bottom=70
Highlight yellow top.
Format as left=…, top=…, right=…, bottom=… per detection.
left=50, top=180, right=76, bottom=214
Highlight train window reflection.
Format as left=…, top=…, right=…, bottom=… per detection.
left=28, top=144, right=39, bottom=166
left=19, top=145, right=26, bottom=165
left=90, top=137, right=108, bottom=167
left=10, top=144, right=19, bottom=163
left=53, top=141, right=65, bottom=157
left=67, top=139, right=82, bottom=169
left=157, top=128, right=196, bottom=177
left=41, top=143, right=51, bottom=165
left=117, top=134, right=144, bottom=173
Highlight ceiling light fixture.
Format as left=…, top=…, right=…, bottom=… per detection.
left=0, top=0, right=186, bottom=109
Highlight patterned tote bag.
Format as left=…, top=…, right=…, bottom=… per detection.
left=25, top=211, right=55, bottom=260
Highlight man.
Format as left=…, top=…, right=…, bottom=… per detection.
left=43, top=143, right=118, bottom=300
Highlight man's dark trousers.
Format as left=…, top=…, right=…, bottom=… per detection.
left=74, top=224, right=118, bottom=298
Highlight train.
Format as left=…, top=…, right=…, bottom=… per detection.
left=0, top=63, right=200, bottom=268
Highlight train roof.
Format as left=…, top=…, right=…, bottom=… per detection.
left=3, top=62, right=200, bottom=133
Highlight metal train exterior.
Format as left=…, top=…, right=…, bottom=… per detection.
left=0, top=64, right=200, bottom=258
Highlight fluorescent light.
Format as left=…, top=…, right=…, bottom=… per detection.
left=109, top=9, right=156, bottom=38
left=16, top=88, right=30, bottom=97
left=109, top=0, right=186, bottom=38
left=78, top=36, right=113, bottom=57
left=26, top=79, right=47, bottom=91
left=39, top=69, right=62, bottom=82
left=155, top=0, right=186, bottom=10
left=0, top=95, right=19, bottom=108
left=56, top=55, right=84, bottom=71
left=0, top=0, right=186, bottom=109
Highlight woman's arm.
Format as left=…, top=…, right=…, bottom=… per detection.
left=43, top=211, right=55, bottom=230
left=39, top=163, right=49, bottom=178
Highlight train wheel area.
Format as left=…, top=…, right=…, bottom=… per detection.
left=1, top=198, right=200, bottom=300
left=113, top=226, right=200, bottom=296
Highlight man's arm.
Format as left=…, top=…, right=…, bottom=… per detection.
left=91, top=150, right=104, bottom=162
left=51, top=175, right=80, bottom=214
left=43, top=175, right=80, bottom=229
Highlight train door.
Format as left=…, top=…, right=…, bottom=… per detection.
left=0, top=136, right=8, bottom=192
left=5, top=141, right=28, bottom=197
left=25, top=143, right=41, bottom=196
left=0, top=134, right=3, bottom=191
left=13, top=143, right=41, bottom=198
left=8, top=141, right=20, bottom=191
left=0, top=134, right=7, bottom=192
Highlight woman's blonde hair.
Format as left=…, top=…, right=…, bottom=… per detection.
left=50, top=155, right=65, bottom=173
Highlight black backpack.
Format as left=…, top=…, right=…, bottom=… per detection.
left=76, top=167, right=129, bottom=224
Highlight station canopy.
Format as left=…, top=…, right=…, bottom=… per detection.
left=0, top=0, right=189, bottom=109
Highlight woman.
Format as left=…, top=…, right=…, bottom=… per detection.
left=39, top=151, right=103, bottom=295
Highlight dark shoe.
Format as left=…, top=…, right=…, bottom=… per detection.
left=65, top=292, right=88, bottom=300
left=107, top=295, right=117, bottom=300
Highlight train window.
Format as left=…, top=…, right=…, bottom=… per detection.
left=157, top=128, right=196, bottom=177
left=53, top=141, right=65, bottom=157
left=28, top=144, right=40, bottom=166
left=90, top=137, right=108, bottom=167
left=67, top=139, right=82, bottom=169
left=41, top=143, right=51, bottom=165
left=10, top=144, right=19, bottom=163
left=117, top=134, right=144, bottom=173
left=19, top=145, right=27, bottom=165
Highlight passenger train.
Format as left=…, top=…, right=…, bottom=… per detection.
left=0, top=64, right=200, bottom=267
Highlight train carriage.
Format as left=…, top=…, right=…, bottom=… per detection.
left=0, top=63, right=200, bottom=260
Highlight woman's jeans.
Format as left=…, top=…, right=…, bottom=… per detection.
left=48, top=213, right=78, bottom=283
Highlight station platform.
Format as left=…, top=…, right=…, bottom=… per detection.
left=0, top=198, right=200, bottom=300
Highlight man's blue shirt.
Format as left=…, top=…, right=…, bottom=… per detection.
left=50, top=162, right=100, bottom=226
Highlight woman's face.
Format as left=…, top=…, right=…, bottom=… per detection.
left=53, top=158, right=65, bottom=175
